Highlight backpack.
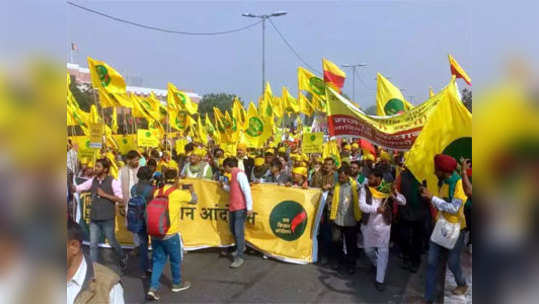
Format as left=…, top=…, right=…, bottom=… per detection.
left=145, top=186, right=177, bottom=238
left=126, top=185, right=153, bottom=233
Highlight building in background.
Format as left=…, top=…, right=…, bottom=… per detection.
left=67, top=63, right=202, bottom=103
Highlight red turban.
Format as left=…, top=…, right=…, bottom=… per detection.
left=434, top=154, right=457, bottom=173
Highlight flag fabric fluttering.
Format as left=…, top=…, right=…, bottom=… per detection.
left=168, top=82, right=198, bottom=115
left=405, top=79, right=471, bottom=192
left=87, top=57, right=126, bottom=95
left=244, top=102, right=271, bottom=148
left=376, top=73, right=414, bottom=116
left=298, top=92, right=314, bottom=116
left=282, top=86, right=299, bottom=114
left=298, top=66, right=326, bottom=101
left=448, top=54, right=472, bottom=85
left=322, top=58, right=346, bottom=92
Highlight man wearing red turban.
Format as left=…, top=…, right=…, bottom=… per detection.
left=420, top=154, right=469, bottom=302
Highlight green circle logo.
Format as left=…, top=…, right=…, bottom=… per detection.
left=442, top=137, right=472, bottom=162
left=246, top=117, right=263, bottom=137
left=309, top=77, right=326, bottom=95
left=145, top=131, right=151, bottom=137
left=95, top=65, right=110, bottom=87
left=176, top=92, right=187, bottom=105
left=122, top=138, right=128, bottom=144
left=384, top=98, right=405, bottom=115
left=310, top=134, right=316, bottom=141
left=85, top=140, right=91, bottom=149
left=270, top=201, right=308, bottom=241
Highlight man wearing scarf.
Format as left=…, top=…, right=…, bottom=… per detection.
left=328, top=165, right=361, bottom=274
left=181, top=148, right=213, bottom=179
left=420, top=154, right=469, bottom=303
left=360, top=167, right=406, bottom=291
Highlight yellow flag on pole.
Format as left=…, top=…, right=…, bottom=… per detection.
left=376, top=73, right=414, bottom=116
left=167, top=83, right=198, bottom=115
left=298, top=92, right=314, bottom=116
left=405, top=79, right=471, bottom=192
left=282, top=86, right=299, bottom=114
left=448, top=54, right=471, bottom=85
left=87, top=57, right=126, bottom=95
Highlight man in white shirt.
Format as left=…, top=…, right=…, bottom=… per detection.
left=67, top=219, right=124, bottom=304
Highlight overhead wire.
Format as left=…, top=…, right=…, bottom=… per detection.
left=67, top=1, right=263, bottom=36
left=268, top=19, right=322, bottom=75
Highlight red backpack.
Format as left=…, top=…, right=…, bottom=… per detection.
left=145, top=186, right=177, bottom=238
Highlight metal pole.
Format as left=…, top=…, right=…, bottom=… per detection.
left=262, top=17, right=266, bottom=95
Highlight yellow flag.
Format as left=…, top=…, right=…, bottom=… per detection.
left=298, top=92, right=314, bottom=116
left=196, top=115, right=208, bottom=145
left=322, top=140, right=341, bottom=167
left=376, top=73, right=414, bottom=116
left=111, top=107, right=118, bottom=133
left=89, top=104, right=101, bottom=124
left=167, top=83, right=198, bottom=115
left=448, top=54, right=471, bottom=85
left=405, top=79, right=471, bottom=192
left=244, top=102, right=271, bottom=148
left=298, top=67, right=326, bottom=100
left=232, top=97, right=247, bottom=130
left=97, top=89, right=133, bottom=108
left=282, top=86, right=299, bottom=114
left=429, top=87, right=435, bottom=98
left=87, top=57, right=126, bottom=95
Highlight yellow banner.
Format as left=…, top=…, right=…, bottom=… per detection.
left=79, top=178, right=322, bottom=263
left=70, top=136, right=99, bottom=161
left=88, top=123, right=104, bottom=148
left=112, top=134, right=137, bottom=155
left=302, top=132, right=324, bottom=153
left=326, top=78, right=458, bottom=150
left=137, top=129, right=159, bottom=147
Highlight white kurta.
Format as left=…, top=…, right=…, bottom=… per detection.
left=359, top=187, right=406, bottom=248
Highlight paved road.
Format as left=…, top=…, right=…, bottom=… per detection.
left=95, top=246, right=441, bottom=303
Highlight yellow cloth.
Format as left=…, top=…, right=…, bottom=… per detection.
left=157, top=159, right=179, bottom=173
left=364, top=153, right=375, bottom=161
left=379, top=151, right=391, bottom=161
left=278, top=147, right=286, bottom=153
left=436, top=178, right=468, bottom=229
left=343, top=144, right=351, bottom=151
left=237, top=143, right=247, bottom=151
left=292, top=166, right=308, bottom=177
left=193, top=147, right=205, bottom=157
left=330, top=178, right=361, bottom=221
left=155, top=184, right=193, bottom=236
left=351, top=143, right=359, bottom=149
left=254, top=157, right=265, bottom=167
left=265, top=148, right=274, bottom=155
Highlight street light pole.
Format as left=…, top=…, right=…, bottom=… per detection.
left=341, top=63, right=367, bottom=101
left=242, top=11, right=287, bottom=95
left=262, top=18, right=265, bottom=93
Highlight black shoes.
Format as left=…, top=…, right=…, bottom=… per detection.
left=375, top=281, right=385, bottom=292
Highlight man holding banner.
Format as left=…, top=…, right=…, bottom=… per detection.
left=221, top=157, right=254, bottom=269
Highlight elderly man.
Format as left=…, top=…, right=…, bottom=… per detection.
left=181, top=147, right=213, bottom=179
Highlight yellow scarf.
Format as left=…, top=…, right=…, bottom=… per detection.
left=330, top=178, right=362, bottom=221
left=368, top=186, right=390, bottom=199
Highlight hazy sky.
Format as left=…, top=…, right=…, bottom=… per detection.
left=62, top=0, right=478, bottom=107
